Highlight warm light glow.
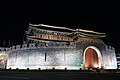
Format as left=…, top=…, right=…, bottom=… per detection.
left=84, top=48, right=99, bottom=68
left=93, top=64, right=99, bottom=68
left=83, top=46, right=102, bottom=69
left=0, top=51, right=8, bottom=68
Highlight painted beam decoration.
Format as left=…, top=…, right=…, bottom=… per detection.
left=0, top=24, right=117, bottom=70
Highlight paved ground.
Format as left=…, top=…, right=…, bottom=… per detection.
left=0, top=69, right=120, bottom=80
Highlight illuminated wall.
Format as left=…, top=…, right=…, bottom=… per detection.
left=0, top=51, right=8, bottom=69
left=76, top=38, right=117, bottom=69
left=6, top=44, right=82, bottom=70
left=5, top=38, right=117, bottom=70
left=102, top=46, right=117, bottom=69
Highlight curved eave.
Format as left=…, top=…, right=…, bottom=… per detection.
left=79, top=32, right=106, bottom=38
left=29, top=23, right=76, bottom=31
left=76, top=29, right=106, bottom=35
left=71, top=33, right=106, bottom=38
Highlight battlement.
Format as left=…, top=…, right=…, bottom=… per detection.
left=0, top=47, right=10, bottom=51
left=0, top=47, right=5, bottom=51
left=0, top=42, right=74, bottom=51
left=105, top=45, right=115, bottom=51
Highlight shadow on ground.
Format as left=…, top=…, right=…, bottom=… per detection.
left=0, top=69, right=120, bottom=80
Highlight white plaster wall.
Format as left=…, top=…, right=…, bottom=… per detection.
left=6, top=47, right=82, bottom=70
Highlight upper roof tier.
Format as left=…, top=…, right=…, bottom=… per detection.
left=29, top=23, right=75, bottom=32
left=28, top=23, right=106, bottom=38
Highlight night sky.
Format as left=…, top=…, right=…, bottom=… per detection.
left=0, top=1, right=120, bottom=52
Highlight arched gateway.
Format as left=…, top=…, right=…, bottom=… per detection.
left=0, top=24, right=117, bottom=70
left=83, top=46, right=102, bottom=69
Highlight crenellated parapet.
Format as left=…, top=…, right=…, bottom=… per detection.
left=7, top=42, right=76, bottom=51
left=102, top=45, right=117, bottom=69
left=105, top=45, right=115, bottom=52
left=0, top=47, right=5, bottom=51
left=0, top=47, right=10, bottom=51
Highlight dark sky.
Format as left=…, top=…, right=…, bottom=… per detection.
left=0, top=1, right=120, bottom=52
